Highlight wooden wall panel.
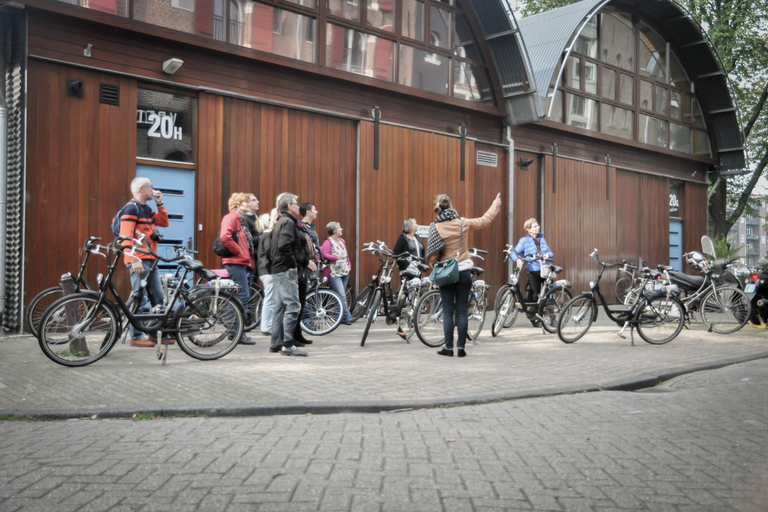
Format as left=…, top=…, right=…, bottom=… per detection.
left=26, top=60, right=137, bottom=313
left=639, top=174, right=670, bottom=269
left=682, top=182, right=708, bottom=269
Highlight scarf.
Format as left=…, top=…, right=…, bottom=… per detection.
left=237, top=212, right=254, bottom=254
left=426, top=209, right=460, bottom=260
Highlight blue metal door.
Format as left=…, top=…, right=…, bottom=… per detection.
left=669, top=220, right=682, bottom=272
left=136, top=164, right=195, bottom=274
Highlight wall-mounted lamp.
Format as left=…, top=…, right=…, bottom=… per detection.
left=520, top=157, right=534, bottom=170
left=162, top=58, right=184, bottom=75
left=83, top=43, right=92, bottom=57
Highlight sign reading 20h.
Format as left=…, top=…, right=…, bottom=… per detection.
left=137, top=109, right=183, bottom=140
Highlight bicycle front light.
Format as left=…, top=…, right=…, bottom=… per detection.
left=96, top=273, right=104, bottom=285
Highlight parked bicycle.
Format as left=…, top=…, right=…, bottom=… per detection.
left=300, top=265, right=345, bottom=336
left=556, top=249, right=685, bottom=345
left=37, top=235, right=245, bottom=367
left=614, top=258, right=647, bottom=304
left=491, top=247, right=572, bottom=336
left=412, top=248, right=490, bottom=348
left=358, top=241, right=430, bottom=347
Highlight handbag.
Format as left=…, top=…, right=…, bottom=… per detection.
left=429, top=220, right=463, bottom=287
left=212, top=228, right=240, bottom=258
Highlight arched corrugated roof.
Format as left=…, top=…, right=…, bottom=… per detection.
left=514, top=0, right=746, bottom=170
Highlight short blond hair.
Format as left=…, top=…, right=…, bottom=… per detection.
left=523, top=218, right=539, bottom=231
left=228, top=192, right=251, bottom=211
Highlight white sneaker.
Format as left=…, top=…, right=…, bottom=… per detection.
left=280, top=345, right=308, bottom=357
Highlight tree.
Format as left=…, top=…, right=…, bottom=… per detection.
left=513, top=0, right=768, bottom=238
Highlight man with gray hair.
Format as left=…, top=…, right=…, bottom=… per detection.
left=268, top=193, right=309, bottom=356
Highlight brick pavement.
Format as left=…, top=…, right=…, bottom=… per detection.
left=0, top=318, right=766, bottom=419
left=0, top=358, right=767, bottom=511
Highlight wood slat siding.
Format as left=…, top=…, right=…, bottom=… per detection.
left=682, top=182, right=708, bottom=271
left=196, top=96, right=359, bottom=275
left=510, top=151, right=540, bottom=296
left=27, top=9, right=504, bottom=144
left=358, top=123, right=508, bottom=294
left=26, top=60, right=138, bottom=309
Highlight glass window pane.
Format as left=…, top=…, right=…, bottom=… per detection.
left=639, top=114, right=667, bottom=148
left=573, top=17, right=597, bottom=58
left=62, top=0, right=128, bottom=16
left=567, top=55, right=581, bottom=90
left=283, top=0, right=313, bottom=8
left=670, top=123, right=691, bottom=153
left=401, top=0, right=423, bottom=41
left=547, top=89, right=564, bottom=123
left=601, top=67, right=616, bottom=100
left=435, top=0, right=452, bottom=4
left=655, top=85, right=668, bottom=115
left=670, top=89, right=681, bottom=120
left=134, top=0, right=221, bottom=38
left=137, top=89, right=195, bottom=162
left=398, top=44, right=448, bottom=94
left=453, top=62, right=494, bottom=104
left=694, top=130, right=712, bottom=157
left=639, top=80, right=653, bottom=110
left=454, top=13, right=481, bottom=59
left=368, top=0, right=395, bottom=32
left=329, top=0, right=359, bottom=22
left=669, top=52, right=690, bottom=91
left=600, top=104, right=633, bottom=140
left=693, top=99, right=705, bottom=128
left=429, top=6, right=451, bottom=49
left=584, top=61, right=597, bottom=95
left=565, top=93, right=597, bottom=131
left=639, top=21, right=667, bottom=82
left=620, top=73, right=633, bottom=104
left=326, top=24, right=394, bottom=81
left=600, top=12, right=633, bottom=71
left=246, top=5, right=315, bottom=63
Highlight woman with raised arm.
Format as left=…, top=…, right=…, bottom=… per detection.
left=426, top=193, right=502, bottom=357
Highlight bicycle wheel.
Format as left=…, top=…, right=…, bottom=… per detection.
left=557, top=294, right=595, bottom=344
left=467, top=290, right=487, bottom=341
left=414, top=289, right=445, bottom=348
left=244, top=281, right=263, bottom=332
left=539, top=287, right=572, bottom=334
left=37, top=294, right=119, bottom=367
left=700, top=285, right=751, bottom=334
left=615, top=277, right=632, bottom=304
left=351, top=285, right=373, bottom=322
left=174, top=290, right=243, bottom=360
left=302, top=289, right=343, bottom=336
left=26, top=286, right=65, bottom=337
left=635, top=294, right=685, bottom=345
left=491, top=288, right=515, bottom=337
left=360, top=288, right=382, bottom=347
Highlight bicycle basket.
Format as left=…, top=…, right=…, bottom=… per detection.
left=540, top=265, right=556, bottom=280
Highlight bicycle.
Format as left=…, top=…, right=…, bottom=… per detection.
left=300, top=265, right=345, bottom=336
left=36, top=235, right=245, bottom=367
left=491, top=247, right=572, bottom=336
left=412, top=248, right=491, bottom=348
left=614, top=258, right=647, bottom=304
left=556, top=249, right=685, bottom=345
left=358, top=241, right=430, bottom=347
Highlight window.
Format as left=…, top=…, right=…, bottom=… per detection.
left=327, top=24, right=394, bottom=80
left=399, top=44, right=448, bottom=94
left=566, top=93, right=598, bottom=131
left=401, top=0, right=424, bottom=41
left=137, top=88, right=195, bottom=162
left=171, top=0, right=193, bottom=11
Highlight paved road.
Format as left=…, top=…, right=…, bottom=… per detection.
left=1, top=359, right=767, bottom=511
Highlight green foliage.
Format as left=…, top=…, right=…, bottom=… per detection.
left=711, top=235, right=743, bottom=259
left=516, top=0, right=577, bottom=17
left=133, top=413, right=156, bottom=420
left=0, top=415, right=30, bottom=421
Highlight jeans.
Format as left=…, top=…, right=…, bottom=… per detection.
left=438, top=270, right=473, bottom=350
left=260, top=274, right=274, bottom=333
left=129, top=260, right=164, bottom=339
left=225, top=264, right=250, bottom=338
left=328, top=274, right=352, bottom=323
left=270, top=270, right=301, bottom=349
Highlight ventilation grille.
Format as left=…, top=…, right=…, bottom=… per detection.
left=99, top=83, right=120, bottom=106
left=476, top=150, right=498, bottom=168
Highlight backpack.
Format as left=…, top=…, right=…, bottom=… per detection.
left=111, top=200, right=139, bottom=238
left=212, top=228, right=241, bottom=257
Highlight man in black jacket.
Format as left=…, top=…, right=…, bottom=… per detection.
left=269, top=193, right=310, bottom=356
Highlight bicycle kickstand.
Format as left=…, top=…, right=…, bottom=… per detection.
left=617, top=321, right=629, bottom=340
left=156, top=329, right=171, bottom=366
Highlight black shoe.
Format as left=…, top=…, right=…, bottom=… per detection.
left=457, top=349, right=466, bottom=358
left=261, top=331, right=272, bottom=337
left=437, top=348, right=454, bottom=357
left=238, top=336, right=256, bottom=345
left=292, top=339, right=307, bottom=347
left=269, top=346, right=281, bottom=353
left=295, top=338, right=313, bottom=345
left=281, top=345, right=308, bottom=357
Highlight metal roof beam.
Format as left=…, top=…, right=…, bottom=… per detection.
left=718, top=146, right=747, bottom=152
left=485, top=30, right=519, bottom=40
left=697, top=70, right=725, bottom=78
left=681, top=39, right=707, bottom=48
left=709, top=107, right=736, bottom=114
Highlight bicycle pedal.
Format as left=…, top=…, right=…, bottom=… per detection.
left=617, top=333, right=626, bottom=339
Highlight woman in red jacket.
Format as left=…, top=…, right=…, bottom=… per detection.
left=220, top=192, right=256, bottom=345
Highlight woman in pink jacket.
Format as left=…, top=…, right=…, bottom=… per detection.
left=320, top=221, right=353, bottom=324
left=220, top=192, right=256, bottom=345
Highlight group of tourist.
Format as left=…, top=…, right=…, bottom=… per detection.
left=119, top=178, right=553, bottom=359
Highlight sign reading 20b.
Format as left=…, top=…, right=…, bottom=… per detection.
left=137, top=109, right=183, bottom=140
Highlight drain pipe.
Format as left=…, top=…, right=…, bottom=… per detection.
left=0, top=92, right=7, bottom=321
left=506, top=126, right=514, bottom=278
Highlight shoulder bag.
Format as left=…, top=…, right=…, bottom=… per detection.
left=429, top=219, right=463, bottom=287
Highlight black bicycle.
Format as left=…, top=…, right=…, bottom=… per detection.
left=491, top=247, right=572, bottom=336
left=300, top=264, right=345, bottom=336
left=37, top=235, right=245, bottom=367
left=556, top=249, right=685, bottom=345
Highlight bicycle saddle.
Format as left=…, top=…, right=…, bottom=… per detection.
left=179, top=259, right=218, bottom=281
left=668, top=271, right=705, bottom=290
left=471, top=267, right=484, bottom=276
left=550, top=265, right=563, bottom=274
left=657, top=264, right=674, bottom=272
left=417, top=263, right=430, bottom=273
